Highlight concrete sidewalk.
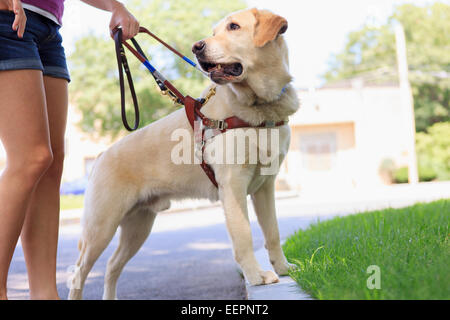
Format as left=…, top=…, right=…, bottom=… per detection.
left=246, top=246, right=312, bottom=300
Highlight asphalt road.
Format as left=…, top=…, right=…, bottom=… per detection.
left=8, top=182, right=450, bottom=300
left=8, top=197, right=325, bottom=300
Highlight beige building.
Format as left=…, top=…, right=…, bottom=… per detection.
left=282, top=80, right=412, bottom=192
left=61, top=107, right=111, bottom=182
left=0, top=80, right=413, bottom=192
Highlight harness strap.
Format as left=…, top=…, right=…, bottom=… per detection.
left=187, top=90, right=288, bottom=189
left=196, top=107, right=287, bottom=132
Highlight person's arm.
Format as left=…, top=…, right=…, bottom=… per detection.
left=80, top=0, right=139, bottom=40
left=0, top=0, right=26, bottom=38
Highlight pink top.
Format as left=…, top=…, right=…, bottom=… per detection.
left=22, top=0, right=65, bottom=25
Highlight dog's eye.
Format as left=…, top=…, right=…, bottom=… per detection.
left=228, top=23, right=240, bottom=31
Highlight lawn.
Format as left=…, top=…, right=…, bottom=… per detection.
left=283, top=199, right=450, bottom=300
left=60, top=195, right=84, bottom=211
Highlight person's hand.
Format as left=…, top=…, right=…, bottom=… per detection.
left=0, top=0, right=27, bottom=38
left=109, top=2, right=139, bottom=40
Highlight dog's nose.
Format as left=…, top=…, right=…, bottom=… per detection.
left=192, top=40, right=206, bottom=54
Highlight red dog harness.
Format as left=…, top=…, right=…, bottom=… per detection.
left=185, top=87, right=287, bottom=187
left=114, top=27, right=287, bottom=188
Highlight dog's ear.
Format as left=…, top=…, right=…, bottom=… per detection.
left=252, top=8, right=288, bottom=48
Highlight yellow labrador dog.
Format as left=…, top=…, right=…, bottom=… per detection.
left=69, top=8, right=299, bottom=300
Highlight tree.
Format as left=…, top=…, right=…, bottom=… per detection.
left=324, top=3, right=450, bottom=132
left=69, top=0, right=246, bottom=139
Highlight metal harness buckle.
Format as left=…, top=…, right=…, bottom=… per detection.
left=217, top=120, right=227, bottom=130
left=160, top=89, right=181, bottom=105
left=265, top=120, right=276, bottom=128
left=203, top=119, right=228, bottom=130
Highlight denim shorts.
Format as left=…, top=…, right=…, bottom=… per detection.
left=0, top=9, right=70, bottom=82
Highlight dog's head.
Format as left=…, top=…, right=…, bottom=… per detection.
left=192, top=8, right=289, bottom=86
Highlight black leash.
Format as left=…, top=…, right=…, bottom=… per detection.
left=114, top=29, right=140, bottom=131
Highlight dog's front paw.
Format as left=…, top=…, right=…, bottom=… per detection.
left=273, top=260, right=297, bottom=276
left=247, top=270, right=279, bottom=286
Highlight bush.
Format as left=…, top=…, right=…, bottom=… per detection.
left=394, top=167, right=409, bottom=184
left=394, top=166, right=438, bottom=184
left=416, top=122, right=450, bottom=181
left=420, top=166, right=439, bottom=182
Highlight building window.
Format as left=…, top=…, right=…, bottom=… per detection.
left=299, top=132, right=337, bottom=171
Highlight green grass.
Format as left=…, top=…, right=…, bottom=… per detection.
left=60, top=195, right=84, bottom=211
left=283, top=200, right=450, bottom=300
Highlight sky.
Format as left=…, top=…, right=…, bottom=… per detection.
left=60, top=0, right=444, bottom=88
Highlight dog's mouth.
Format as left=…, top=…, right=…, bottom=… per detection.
left=199, top=60, right=244, bottom=82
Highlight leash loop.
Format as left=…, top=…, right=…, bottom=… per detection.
left=114, top=29, right=140, bottom=131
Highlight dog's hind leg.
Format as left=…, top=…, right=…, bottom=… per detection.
left=68, top=220, right=118, bottom=300
left=103, top=207, right=157, bottom=300
left=68, top=190, right=137, bottom=300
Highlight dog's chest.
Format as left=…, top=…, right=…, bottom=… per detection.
left=205, top=125, right=290, bottom=196
left=204, top=125, right=290, bottom=164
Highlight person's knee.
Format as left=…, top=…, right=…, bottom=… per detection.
left=8, top=146, right=54, bottom=184
left=45, top=149, right=65, bottom=180
left=26, top=146, right=54, bottom=179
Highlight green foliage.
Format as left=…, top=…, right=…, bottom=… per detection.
left=416, top=122, right=450, bottom=180
left=69, top=0, right=246, bottom=139
left=324, top=3, right=450, bottom=132
left=393, top=167, right=409, bottom=184
left=393, top=166, right=437, bottom=184
left=392, top=121, right=450, bottom=183
left=283, top=200, right=450, bottom=300
left=420, top=166, right=438, bottom=182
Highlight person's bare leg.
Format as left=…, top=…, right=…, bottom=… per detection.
left=21, top=76, right=68, bottom=300
left=0, top=70, right=53, bottom=300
